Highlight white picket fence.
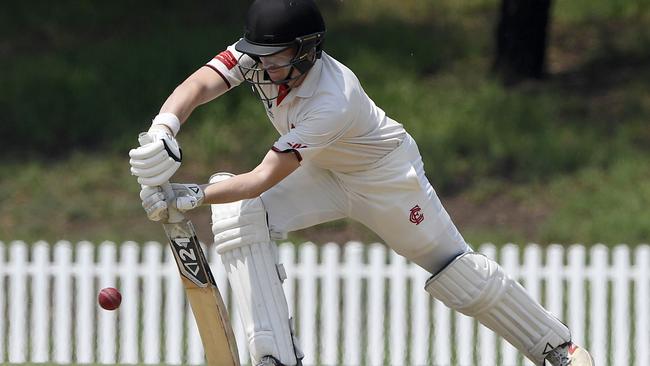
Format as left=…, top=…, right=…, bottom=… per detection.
left=0, top=241, right=648, bottom=366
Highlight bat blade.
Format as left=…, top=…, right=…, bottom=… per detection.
left=164, top=219, right=240, bottom=366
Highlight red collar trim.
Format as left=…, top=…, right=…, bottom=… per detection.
left=277, top=84, right=290, bottom=106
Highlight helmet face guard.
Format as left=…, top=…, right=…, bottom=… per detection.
left=237, top=32, right=325, bottom=106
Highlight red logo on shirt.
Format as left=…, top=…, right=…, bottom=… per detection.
left=215, top=50, right=237, bottom=70
left=409, top=205, right=424, bottom=225
left=287, top=142, right=308, bottom=149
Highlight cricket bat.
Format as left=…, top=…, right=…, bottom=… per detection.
left=161, top=201, right=240, bottom=366
left=138, top=133, right=239, bottom=366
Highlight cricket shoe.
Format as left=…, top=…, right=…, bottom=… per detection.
left=544, top=341, right=594, bottom=366
left=256, top=355, right=303, bottom=366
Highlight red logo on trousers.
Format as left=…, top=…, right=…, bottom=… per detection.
left=409, top=205, right=424, bottom=225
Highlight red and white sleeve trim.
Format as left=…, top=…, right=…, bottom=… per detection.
left=271, top=146, right=303, bottom=162
left=204, top=64, right=231, bottom=89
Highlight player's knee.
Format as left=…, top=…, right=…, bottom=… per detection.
left=209, top=172, right=271, bottom=254
left=424, top=251, right=506, bottom=316
left=407, top=243, right=470, bottom=275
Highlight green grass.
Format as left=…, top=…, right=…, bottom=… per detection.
left=1, top=1, right=649, bottom=245
left=540, top=156, right=650, bottom=244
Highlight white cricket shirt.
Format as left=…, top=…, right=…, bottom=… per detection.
left=206, top=41, right=406, bottom=172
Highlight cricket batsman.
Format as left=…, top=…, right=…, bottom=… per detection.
left=129, top=1, right=594, bottom=365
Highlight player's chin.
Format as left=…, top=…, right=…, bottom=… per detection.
left=267, top=70, right=290, bottom=83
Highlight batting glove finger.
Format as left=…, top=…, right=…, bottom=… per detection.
left=139, top=185, right=162, bottom=200
left=131, top=156, right=177, bottom=179
left=129, top=149, right=169, bottom=170
left=141, top=191, right=166, bottom=208
left=171, top=183, right=205, bottom=211
left=140, top=186, right=169, bottom=221
left=144, top=200, right=168, bottom=221
left=129, top=139, right=165, bottom=160
left=136, top=164, right=180, bottom=187
left=175, top=196, right=202, bottom=211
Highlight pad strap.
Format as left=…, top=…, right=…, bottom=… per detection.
left=425, top=252, right=570, bottom=365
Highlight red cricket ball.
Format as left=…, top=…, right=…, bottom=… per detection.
left=98, top=287, right=122, bottom=311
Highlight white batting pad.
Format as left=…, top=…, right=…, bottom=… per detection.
left=210, top=173, right=300, bottom=366
left=425, top=252, right=570, bottom=365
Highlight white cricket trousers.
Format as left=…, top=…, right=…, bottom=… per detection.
left=261, top=133, right=471, bottom=274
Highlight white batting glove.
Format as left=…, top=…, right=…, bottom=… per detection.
left=140, top=183, right=205, bottom=222
left=140, top=186, right=169, bottom=222
left=129, top=113, right=182, bottom=186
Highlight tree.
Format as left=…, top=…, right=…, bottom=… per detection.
left=493, top=0, right=552, bottom=84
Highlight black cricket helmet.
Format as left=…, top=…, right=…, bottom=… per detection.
left=235, top=0, right=326, bottom=104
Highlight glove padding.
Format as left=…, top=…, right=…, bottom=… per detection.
left=140, top=183, right=205, bottom=222
left=129, top=126, right=182, bottom=186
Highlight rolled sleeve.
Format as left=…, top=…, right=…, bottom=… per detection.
left=204, top=40, right=254, bottom=89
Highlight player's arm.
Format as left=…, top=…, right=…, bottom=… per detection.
left=202, top=150, right=300, bottom=204
left=159, top=66, right=231, bottom=124
left=129, top=66, right=231, bottom=186
left=130, top=45, right=248, bottom=187
left=139, top=150, right=299, bottom=221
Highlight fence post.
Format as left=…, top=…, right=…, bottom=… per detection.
left=32, top=241, right=51, bottom=363
left=389, top=249, right=407, bottom=366
left=636, top=245, right=650, bottom=366
left=455, top=308, right=474, bottom=366
left=590, top=244, right=608, bottom=366
left=433, top=283, right=451, bottom=364
left=298, top=242, right=317, bottom=365
left=524, top=244, right=542, bottom=301
left=613, top=245, right=630, bottom=366
left=75, top=241, right=95, bottom=364
left=8, top=241, right=27, bottom=363
left=53, top=241, right=73, bottom=364
left=164, top=242, right=185, bottom=365
left=545, top=245, right=564, bottom=323
left=567, top=245, right=586, bottom=346
left=410, top=264, right=430, bottom=366
left=343, top=242, right=363, bottom=366
left=0, top=241, right=5, bottom=362
left=321, top=243, right=340, bottom=365
left=120, top=242, right=140, bottom=364
left=367, top=243, right=386, bottom=366
left=143, top=242, right=162, bottom=364
left=97, top=241, right=118, bottom=364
